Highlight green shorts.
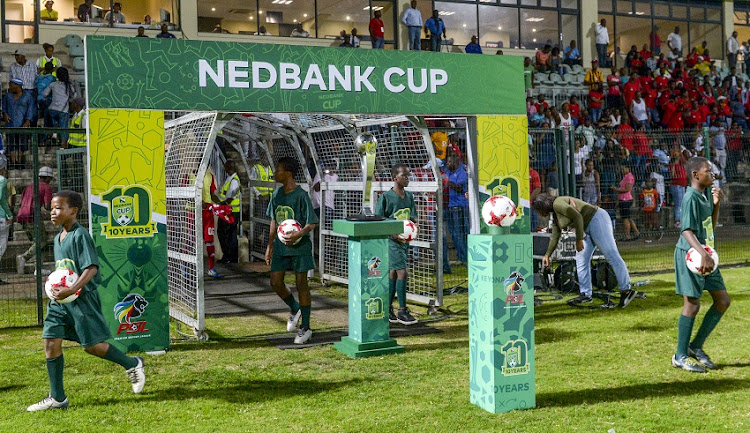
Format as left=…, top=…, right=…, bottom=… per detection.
left=42, top=290, right=112, bottom=348
left=674, top=247, right=726, bottom=298
left=270, top=253, right=316, bottom=274
left=389, top=240, right=409, bottom=271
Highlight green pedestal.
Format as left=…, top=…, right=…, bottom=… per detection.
left=468, top=233, right=535, bottom=413
left=332, top=220, right=406, bottom=358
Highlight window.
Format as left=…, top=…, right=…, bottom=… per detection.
left=689, top=7, right=705, bottom=22
left=616, top=1, right=632, bottom=14
left=653, top=2, right=669, bottom=17
left=258, top=0, right=314, bottom=37
left=435, top=2, right=477, bottom=47
left=599, top=0, right=613, bottom=13
left=561, top=14, right=578, bottom=55
left=561, top=0, right=577, bottom=8
left=317, top=0, right=370, bottom=41
left=478, top=5, right=518, bottom=49
left=520, top=8, right=557, bottom=50
left=38, top=0, right=179, bottom=29
left=689, top=22, right=721, bottom=60
left=613, top=15, right=651, bottom=63
left=198, top=0, right=257, bottom=34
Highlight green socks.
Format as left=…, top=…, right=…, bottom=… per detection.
left=300, top=305, right=311, bottom=330
left=103, top=344, right=139, bottom=370
left=691, top=306, right=724, bottom=350
left=389, top=278, right=397, bottom=306
left=396, top=279, right=407, bottom=309
left=676, top=315, right=695, bottom=358
left=46, top=355, right=65, bottom=402
left=283, top=293, right=300, bottom=314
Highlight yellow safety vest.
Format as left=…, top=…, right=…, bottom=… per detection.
left=68, top=110, right=86, bottom=147
left=37, top=56, right=62, bottom=74
left=220, top=173, right=241, bottom=213
left=253, top=164, right=274, bottom=196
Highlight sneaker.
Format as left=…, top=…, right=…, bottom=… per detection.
left=688, top=347, right=717, bottom=370
left=396, top=308, right=418, bottom=325
left=568, top=294, right=593, bottom=305
left=294, top=327, right=312, bottom=344
left=388, top=306, right=398, bottom=324
left=16, top=255, right=25, bottom=275
left=618, top=289, right=638, bottom=308
left=126, top=356, right=146, bottom=393
left=27, top=395, right=69, bottom=411
left=286, top=309, right=302, bottom=332
left=207, top=269, right=222, bottom=278
left=671, top=354, right=706, bottom=373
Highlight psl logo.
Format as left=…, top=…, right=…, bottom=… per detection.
left=501, top=339, right=530, bottom=376
left=367, top=256, right=382, bottom=278
left=365, top=297, right=385, bottom=320
left=504, top=271, right=525, bottom=304
left=114, top=293, right=150, bottom=335
left=100, top=185, right=157, bottom=239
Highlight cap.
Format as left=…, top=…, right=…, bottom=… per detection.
left=72, top=97, right=86, bottom=107
left=9, top=78, right=23, bottom=86
left=592, top=59, right=599, bottom=64
left=39, top=166, right=54, bottom=177
left=13, top=49, right=24, bottom=56
left=698, top=56, right=704, bottom=62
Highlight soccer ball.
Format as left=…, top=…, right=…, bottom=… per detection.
left=277, top=219, right=303, bottom=245
left=45, top=269, right=81, bottom=304
left=398, top=220, right=418, bottom=242
left=481, top=195, right=518, bottom=227
left=685, top=245, right=719, bottom=276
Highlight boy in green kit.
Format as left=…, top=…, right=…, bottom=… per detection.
left=265, top=157, right=318, bottom=344
left=671, top=157, right=730, bottom=373
left=375, top=163, right=418, bottom=325
left=28, top=191, right=145, bottom=412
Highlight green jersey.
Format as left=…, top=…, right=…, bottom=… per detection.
left=54, top=222, right=101, bottom=294
left=266, top=185, right=318, bottom=256
left=375, top=189, right=417, bottom=222
left=676, top=186, right=715, bottom=251
left=523, top=64, right=535, bottom=90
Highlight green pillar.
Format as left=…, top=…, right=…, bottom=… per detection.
left=333, top=220, right=406, bottom=358
left=468, top=232, right=535, bottom=413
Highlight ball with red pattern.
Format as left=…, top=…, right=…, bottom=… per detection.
left=481, top=195, right=518, bottom=227
left=685, top=245, right=719, bottom=275
left=397, top=220, right=418, bottom=242
left=277, top=219, right=303, bottom=245
left=45, top=269, right=81, bottom=304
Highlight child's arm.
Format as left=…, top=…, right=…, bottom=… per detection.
left=682, top=229, right=715, bottom=274
left=265, top=219, right=275, bottom=266
left=51, top=265, right=97, bottom=300
left=711, top=187, right=722, bottom=229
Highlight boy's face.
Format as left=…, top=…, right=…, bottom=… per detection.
left=274, top=164, right=291, bottom=183
left=394, top=167, right=410, bottom=188
left=50, top=196, right=77, bottom=226
left=692, top=162, right=714, bottom=188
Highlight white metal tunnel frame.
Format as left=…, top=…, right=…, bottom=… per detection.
left=165, top=112, right=465, bottom=336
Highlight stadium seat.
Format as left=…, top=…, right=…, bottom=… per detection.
left=69, top=43, right=84, bottom=57
left=572, top=64, right=584, bottom=74
left=534, top=72, right=549, bottom=85
left=72, top=57, right=85, bottom=71
left=65, top=34, right=83, bottom=48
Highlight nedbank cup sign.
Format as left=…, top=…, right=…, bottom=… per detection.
left=100, top=185, right=158, bottom=239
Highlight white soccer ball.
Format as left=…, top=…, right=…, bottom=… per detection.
left=45, top=269, right=81, bottom=304
left=685, top=245, right=719, bottom=276
left=398, top=220, right=418, bottom=242
left=481, top=195, right=518, bottom=227
left=277, top=219, right=303, bottom=245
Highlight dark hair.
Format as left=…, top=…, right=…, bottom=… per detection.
left=224, top=160, right=236, bottom=172
left=686, top=156, right=709, bottom=177
left=532, top=193, right=556, bottom=215
left=54, top=190, right=83, bottom=214
left=276, top=157, right=298, bottom=175
left=43, top=43, right=53, bottom=50
left=391, top=163, right=409, bottom=178
left=55, top=67, right=74, bottom=98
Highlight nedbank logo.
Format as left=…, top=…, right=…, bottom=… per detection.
left=365, top=297, right=384, bottom=320
left=501, top=339, right=530, bottom=376
left=100, top=185, right=157, bottom=239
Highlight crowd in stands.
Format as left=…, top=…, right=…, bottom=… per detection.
left=527, top=33, right=750, bottom=239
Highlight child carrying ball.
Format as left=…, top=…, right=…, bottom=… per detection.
left=28, top=190, right=145, bottom=411
left=375, top=163, right=418, bottom=325
left=265, top=157, right=318, bottom=344
left=671, top=157, right=730, bottom=373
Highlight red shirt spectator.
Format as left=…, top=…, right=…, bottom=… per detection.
left=670, top=162, right=687, bottom=187
left=623, top=79, right=641, bottom=106
left=589, top=88, right=604, bottom=109
left=535, top=101, right=549, bottom=112
left=630, top=58, right=643, bottom=73
left=530, top=167, right=542, bottom=193
left=639, top=75, right=653, bottom=89
left=569, top=101, right=581, bottom=119
left=643, top=87, right=658, bottom=109
left=639, top=48, right=651, bottom=60
left=650, top=32, right=661, bottom=52
left=727, top=126, right=743, bottom=151
left=17, top=179, right=53, bottom=223
left=617, top=123, right=634, bottom=150
left=606, top=73, right=621, bottom=96
left=655, top=75, right=669, bottom=90
left=633, top=131, right=652, bottom=156
left=667, top=110, right=684, bottom=130
left=369, top=15, right=385, bottom=39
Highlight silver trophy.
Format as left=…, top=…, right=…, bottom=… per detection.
left=347, top=132, right=385, bottom=221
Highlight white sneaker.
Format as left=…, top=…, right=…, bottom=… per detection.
left=27, top=395, right=69, bottom=411
left=16, top=255, right=25, bottom=275
left=294, top=328, right=312, bottom=344
left=126, top=356, right=146, bottom=394
left=287, top=310, right=302, bottom=332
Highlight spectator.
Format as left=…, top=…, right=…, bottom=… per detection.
left=640, top=177, right=659, bottom=232
left=42, top=67, right=77, bottom=148
left=549, top=47, right=564, bottom=75
left=444, top=153, right=469, bottom=265
left=40, top=0, right=58, bottom=21
left=606, top=67, right=622, bottom=109
left=584, top=59, right=603, bottom=89
left=1, top=79, right=35, bottom=168
left=339, top=35, right=353, bottom=48
left=290, top=23, right=310, bottom=38
left=630, top=91, right=650, bottom=128
left=588, top=82, right=605, bottom=124
left=523, top=57, right=535, bottom=97
left=625, top=45, right=638, bottom=69
left=529, top=167, right=542, bottom=231
left=401, top=0, right=423, bottom=51
left=36, top=43, right=62, bottom=75
left=77, top=0, right=94, bottom=22
left=695, top=40, right=708, bottom=55
left=576, top=116, right=596, bottom=148
left=156, top=23, right=176, bottom=38
left=730, top=93, right=748, bottom=131
left=608, top=108, right=622, bottom=127
left=639, top=44, right=651, bottom=61
left=424, top=9, right=446, bottom=52
left=563, top=40, right=581, bottom=66
left=369, top=10, right=385, bottom=49
left=650, top=26, right=662, bottom=55
left=710, top=121, right=727, bottom=185
left=569, top=95, right=581, bottom=125
left=667, top=26, right=682, bottom=56
left=495, top=50, right=504, bottom=55
left=104, top=2, right=126, bottom=24
left=256, top=26, right=271, bottom=36
left=10, top=50, right=37, bottom=102
left=15, top=166, right=54, bottom=275
left=623, top=72, right=641, bottom=107
left=612, top=165, right=640, bottom=241
left=582, top=159, right=601, bottom=205
left=135, top=26, right=148, bottom=37
left=216, top=160, right=241, bottom=264
left=669, top=153, right=687, bottom=228
left=67, top=97, right=87, bottom=148
left=465, top=36, right=482, bottom=54
left=595, top=19, right=610, bottom=66
left=535, top=44, right=551, bottom=72
left=35, top=62, right=56, bottom=133
left=350, top=28, right=360, bottom=48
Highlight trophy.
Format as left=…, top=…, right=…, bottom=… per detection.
left=347, top=132, right=385, bottom=221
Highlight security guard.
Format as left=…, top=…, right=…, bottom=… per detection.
left=250, top=161, right=274, bottom=197
left=68, top=97, right=87, bottom=148
left=217, top=160, right=241, bottom=264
